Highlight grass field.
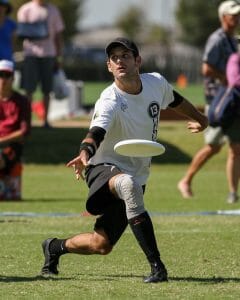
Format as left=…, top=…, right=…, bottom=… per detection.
left=29, top=81, right=204, bottom=108
left=1, top=121, right=240, bottom=300
left=83, top=82, right=205, bottom=107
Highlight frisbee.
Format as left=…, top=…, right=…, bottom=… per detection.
left=114, top=139, right=165, bottom=157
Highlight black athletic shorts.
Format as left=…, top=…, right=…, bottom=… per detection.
left=85, top=164, right=146, bottom=245
left=85, top=163, right=128, bottom=245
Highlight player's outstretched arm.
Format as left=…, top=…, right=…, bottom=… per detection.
left=171, top=99, right=208, bottom=133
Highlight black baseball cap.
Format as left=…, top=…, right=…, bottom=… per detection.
left=105, top=37, right=139, bottom=57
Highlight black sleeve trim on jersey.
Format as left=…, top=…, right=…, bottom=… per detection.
left=86, top=126, right=106, bottom=147
left=168, top=90, right=184, bottom=107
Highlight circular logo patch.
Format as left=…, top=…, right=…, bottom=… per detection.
left=148, top=102, right=160, bottom=118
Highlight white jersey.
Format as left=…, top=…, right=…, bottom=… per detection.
left=89, top=72, right=174, bottom=185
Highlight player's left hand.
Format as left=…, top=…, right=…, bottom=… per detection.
left=187, top=121, right=206, bottom=133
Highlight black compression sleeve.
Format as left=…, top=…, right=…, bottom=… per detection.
left=168, top=90, right=184, bottom=107
left=86, top=126, right=106, bottom=147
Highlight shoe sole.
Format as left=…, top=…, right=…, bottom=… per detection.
left=143, top=269, right=168, bottom=283
left=143, top=276, right=168, bottom=283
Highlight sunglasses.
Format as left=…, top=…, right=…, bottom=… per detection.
left=0, top=71, right=13, bottom=79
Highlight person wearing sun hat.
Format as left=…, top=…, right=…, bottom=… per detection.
left=0, top=0, right=16, bottom=61
left=218, top=0, right=240, bottom=18
left=0, top=59, right=31, bottom=200
left=0, top=59, right=13, bottom=71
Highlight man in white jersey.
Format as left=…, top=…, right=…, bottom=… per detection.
left=40, top=38, right=208, bottom=283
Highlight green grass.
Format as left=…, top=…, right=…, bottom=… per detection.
left=174, top=83, right=205, bottom=106
left=83, top=82, right=205, bottom=107
left=1, top=122, right=239, bottom=300
left=16, top=81, right=205, bottom=108
left=84, top=81, right=111, bottom=106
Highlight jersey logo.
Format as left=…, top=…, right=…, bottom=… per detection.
left=148, top=102, right=160, bottom=118
left=148, top=102, right=160, bottom=141
left=120, top=102, right=128, bottom=112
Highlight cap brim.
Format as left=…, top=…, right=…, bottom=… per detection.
left=228, top=7, right=240, bottom=15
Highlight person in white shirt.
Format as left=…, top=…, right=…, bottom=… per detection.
left=40, top=38, right=208, bottom=283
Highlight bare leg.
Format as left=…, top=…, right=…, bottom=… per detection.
left=226, top=143, right=240, bottom=196
left=65, top=229, right=113, bottom=255
left=178, top=144, right=222, bottom=198
left=41, top=229, right=113, bottom=276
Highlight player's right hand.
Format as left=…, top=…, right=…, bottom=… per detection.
left=66, top=152, right=89, bottom=180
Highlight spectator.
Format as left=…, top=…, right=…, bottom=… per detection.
left=221, top=52, right=240, bottom=202
left=17, top=0, right=64, bottom=128
left=178, top=0, right=240, bottom=203
left=0, top=0, right=16, bottom=61
left=0, top=60, right=31, bottom=200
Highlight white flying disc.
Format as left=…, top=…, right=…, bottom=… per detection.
left=114, top=139, right=165, bottom=157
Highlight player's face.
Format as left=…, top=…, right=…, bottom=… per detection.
left=107, top=46, right=141, bottom=80
left=0, top=72, right=13, bottom=94
left=223, top=13, right=240, bottom=29
left=0, top=5, right=8, bottom=18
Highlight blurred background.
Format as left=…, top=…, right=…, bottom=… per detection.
left=11, top=0, right=226, bottom=83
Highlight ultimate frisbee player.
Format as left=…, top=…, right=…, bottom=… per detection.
left=40, top=38, right=208, bottom=283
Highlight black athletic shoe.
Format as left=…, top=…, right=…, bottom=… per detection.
left=41, top=238, right=60, bottom=276
left=143, top=261, right=168, bottom=283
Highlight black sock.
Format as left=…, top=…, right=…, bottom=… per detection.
left=129, top=211, right=161, bottom=265
left=49, top=239, right=69, bottom=256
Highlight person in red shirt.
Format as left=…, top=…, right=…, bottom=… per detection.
left=0, top=60, right=31, bottom=200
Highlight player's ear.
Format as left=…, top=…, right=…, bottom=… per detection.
left=107, top=60, right=113, bottom=73
left=136, top=55, right=142, bottom=67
